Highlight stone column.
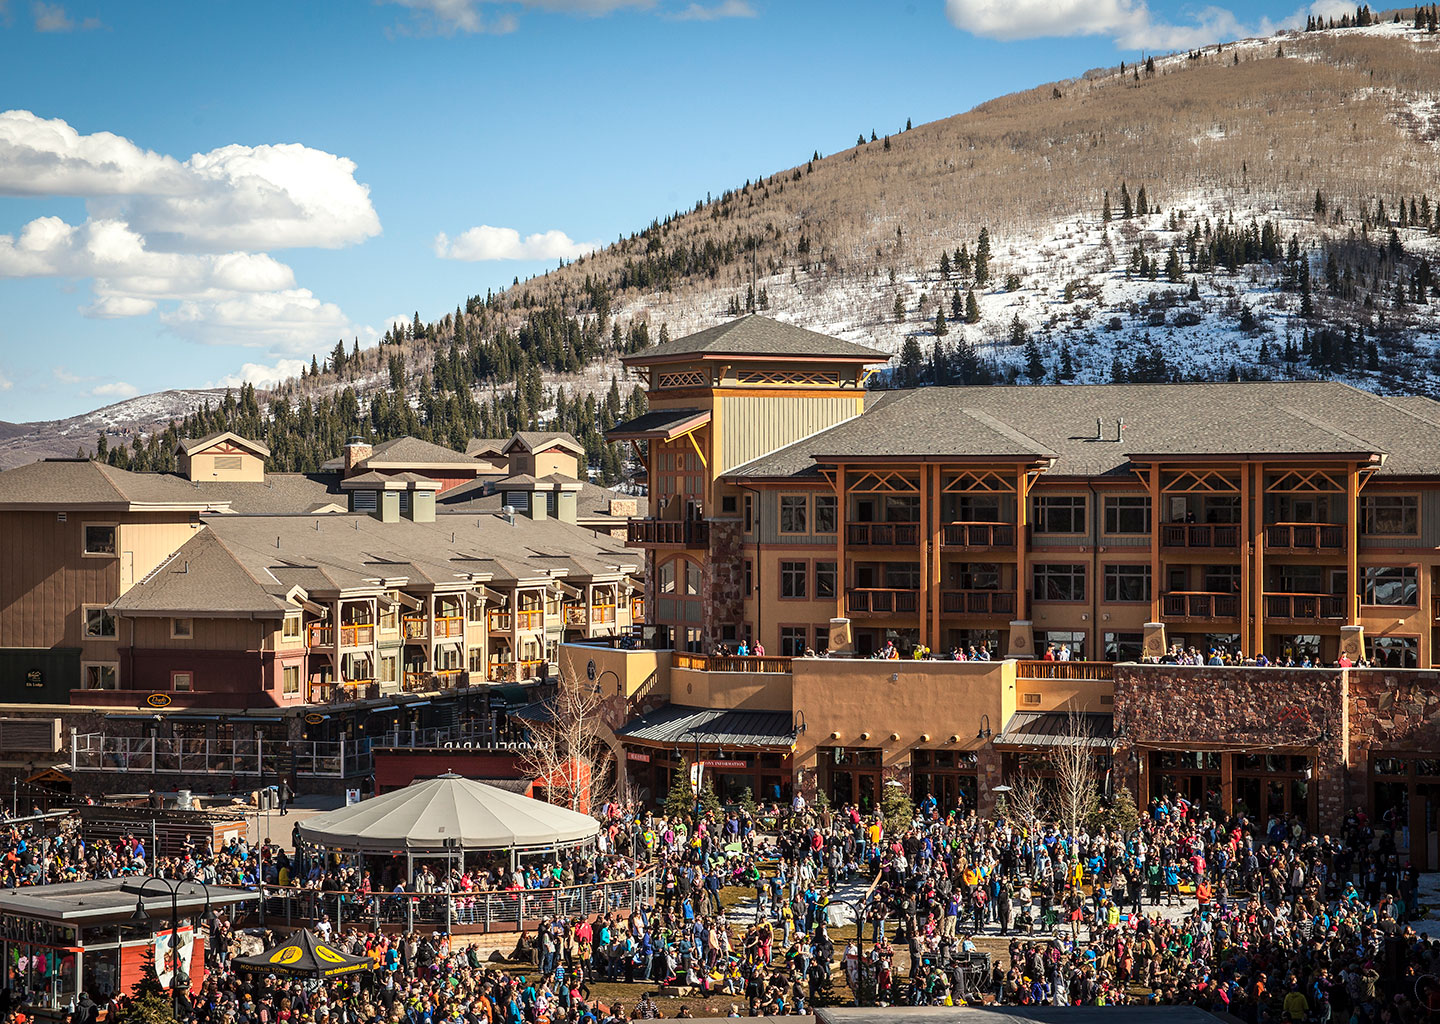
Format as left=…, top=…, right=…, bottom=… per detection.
left=703, top=519, right=745, bottom=649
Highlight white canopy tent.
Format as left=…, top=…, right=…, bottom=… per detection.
left=296, top=773, right=601, bottom=869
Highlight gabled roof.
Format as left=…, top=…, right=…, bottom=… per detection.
left=503, top=431, right=585, bottom=458
left=111, top=529, right=288, bottom=618
left=622, top=314, right=884, bottom=365
left=339, top=471, right=441, bottom=491
left=177, top=430, right=271, bottom=458
left=607, top=408, right=710, bottom=442
left=465, top=437, right=510, bottom=458
left=365, top=436, right=477, bottom=466
left=0, top=460, right=232, bottom=511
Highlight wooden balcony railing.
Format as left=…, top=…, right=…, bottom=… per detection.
left=1162, top=591, right=1240, bottom=619
left=487, top=660, right=547, bottom=682
left=1160, top=524, right=1241, bottom=549
left=1264, top=592, right=1346, bottom=620
left=488, top=610, right=511, bottom=632
left=1265, top=523, right=1345, bottom=551
left=1015, top=660, right=1115, bottom=681
left=673, top=653, right=793, bottom=674
left=939, top=589, right=1017, bottom=616
left=434, top=615, right=465, bottom=639
left=516, top=609, right=543, bottom=631
left=591, top=603, right=616, bottom=623
left=846, top=523, right=920, bottom=547
left=309, top=623, right=374, bottom=648
left=402, top=616, right=427, bottom=640
left=631, top=597, right=645, bottom=623
left=563, top=606, right=589, bottom=627
left=627, top=519, right=709, bottom=547
left=941, top=522, right=1016, bottom=549
left=846, top=588, right=920, bottom=615
left=403, top=669, right=466, bottom=692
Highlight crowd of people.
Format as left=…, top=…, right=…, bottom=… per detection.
left=10, top=777, right=1433, bottom=1024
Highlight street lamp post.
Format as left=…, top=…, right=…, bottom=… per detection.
left=130, top=877, right=213, bottom=1017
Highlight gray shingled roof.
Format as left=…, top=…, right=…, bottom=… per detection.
left=504, top=431, right=584, bottom=456
left=177, top=431, right=271, bottom=458
left=112, top=529, right=288, bottom=617
left=202, top=474, right=343, bottom=515
left=616, top=703, right=798, bottom=749
left=993, top=711, right=1114, bottom=749
left=607, top=408, right=710, bottom=441
left=728, top=382, right=1437, bottom=480
left=465, top=438, right=510, bottom=458
left=437, top=476, right=647, bottom=519
left=623, top=314, right=884, bottom=363
left=0, top=460, right=232, bottom=509
left=367, top=436, right=477, bottom=465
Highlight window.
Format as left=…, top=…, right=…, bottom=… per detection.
left=214, top=456, right=243, bottom=472
left=685, top=561, right=702, bottom=597
left=1104, top=632, right=1144, bottom=662
left=815, top=561, right=837, bottom=599
left=659, top=561, right=676, bottom=594
left=743, top=494, right=754, bottom=533
left=380, top=654, right=399, bottom=683
left=814, top=495, right=837, bottom=534
left=721, top=494, right=738, bottom=514
left=884, top=495, right=921, bottom=522
left=380, top=603, right=399, bottom=632
left=884, top=562, right=922, bottom=590
left=1370, top=635, right=1419, bottom=668
left=1037, top=630, right=1086, bottom=658
left=171, top=617, right=193, bottom=639
left=83, top=524, right=116, bottom=556
left=282, top=665, right=300, bottom=695
left=400, top=491, right=413, bottom=515
left=282, top=615, right=302, bottom=643
left=1362, top=566, right=1418, bottom=606
left=1360, top=495, right=1418, bottom=535
left=1033, top=564, right=1086, bottom=602
left=82, top=663, right=119, bottom=690
left=780, top=561, right=808, bottom=599
left=744, top=560, right=753, bottom=596
left=779, top=495, right=808, bottom=533
left=1204, top=565, right=1242, bottom=593
left=352, top=490, right=378, bottom=513
left=779, top=626, right=808, bottom=656
left=83, top=606, right=116, bottom=639
left=171, top=671, right=193, bottom=691
left=1103, top=564, right=1151, bottom=603
left=1104, top=496, right=1151, bottom=534
left=1033, top=496, right=1085, bottom=534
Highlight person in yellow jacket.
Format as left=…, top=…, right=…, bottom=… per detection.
left=1282, top=985, right=1309, bottom=1022
left=1070, top=859, right=1084, bottom=889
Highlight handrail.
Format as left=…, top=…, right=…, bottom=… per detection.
left=673, top=653, right=792, bottom=673
left=1159, top=523, right=1240, bottom=548
left=627, top=519, right=709, bottom=546
left=1265, top=523, right=1345, bottom=550
left=846, top=588, right=920, bottom=614
left=940, top=522, right=1016, bottom=548
left=939, top=589, right=1016, bottom=616
left=1161, top=591, right=1240, bottom=618
left=1264, top=592, right=1345, bottom=619
left=630, top=597, right=645, bottom=623
left=1015, top=660, right=1114, bottom=681
left=846, top=523, right=921, bottom=547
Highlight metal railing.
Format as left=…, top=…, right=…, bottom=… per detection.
left=71, top=734, right=372, bottom=778
left=846, top=523, right=920, bottom=547
left=1264, top=592, right=1346, bottom=620
left=627, top=519, right=709, bottom=547
left=1160, top=524, right=1241, bottom=548
left=939, top=589, right=1016, bottom=616
left=941, top=522, right=1016, bottom=549
left=673, top=653, right=793, bottom=673
left=255, top=870, right=657, bottom=932
left=1162, top=591, right=1240, bottom=619
left=846, top=588, right=920, bottom=615
left=1014, top=660, right=1115, bottom=681
left=374, top=722, right=518, bottom=749
left=1266, top=523, right=1345, bottom=551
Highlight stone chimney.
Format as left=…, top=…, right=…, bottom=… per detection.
left=344, top=436, right=372, bottom=475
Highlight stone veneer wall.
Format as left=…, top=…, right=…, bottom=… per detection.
left=702, top=518, right=745, bottom=649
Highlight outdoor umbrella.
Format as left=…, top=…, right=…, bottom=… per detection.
left=232, top=929, right=374, bottom=978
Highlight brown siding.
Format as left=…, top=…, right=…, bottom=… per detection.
left=0, top=511, right=117, bottom=650
left=130, top=616, right=268, bottom=651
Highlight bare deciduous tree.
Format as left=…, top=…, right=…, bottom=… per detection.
left=517, top=679, right=616, bottom=816
left=1053, top=708, right=1101, bottom=837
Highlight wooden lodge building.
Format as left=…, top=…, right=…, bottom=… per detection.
left=574, top=315, right=1440, bottom=866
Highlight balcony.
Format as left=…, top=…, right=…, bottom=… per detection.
left=71, top=733, right=372, bottom=778
left=591, top=603, right=616, bottom=624
left=631, top=597, right=645, bottom=624
left=939, top=589, right=1017, bottom=616
left=403, top=669, right=466, bottom=692
left=846, top=523, right=920, bottom=547
left=1162, top=591, right=1240, bottom=621
left=1015, top=660, right=1114, bottom=682
left=307, top=623, right=374, bottom=648
left=487, top=659, right=547, bottom=682
left=402, top=616, right=427, bottom=640
left=307, top=679, right=378, bottom=704
left=489, top=609, right=543, bottom=632
left=1264, top=592, right=1346, bottom=622
left=1265, top=523, right=1345, bottom=552
left=627, top=518, right=709, bottom=547
left=1160, top=524, right=1241, bottom=549
left=563, top=606, right=589, bottom=627
left=941, top=522, right=1016, bottom=550
left=673, top=653, right=792, bottom=674
left=846, top=588, right=920, bottom=616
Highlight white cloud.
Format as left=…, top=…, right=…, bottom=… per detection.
left=84, top=295, right=157, bottom=318
left=434, top=224, right=595, bottom=261
left=943, top=0, right=1298, bottom=49
left=92, top=380, right=138, bottom=399
left=0, top=112, right=380, bottom=250
left=53, top=366, right=86, bottom=384
left=671, top=0, right=754, bottom=19
left=32, top=2, right=68, bottom=30
left=0, top=371, right=12, bottom=392
left=212, top=357, right=308, bottom=390
left=160, top=289, right=361, bottom=353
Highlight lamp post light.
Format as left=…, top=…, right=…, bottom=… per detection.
left=130, top=877, right=212, bottom=1016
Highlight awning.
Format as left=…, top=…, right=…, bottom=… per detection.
left=992, top=711, right=1114, bottom=750
left=617, top=703, right=797, bottom=750
left=607, top=408, right=711, bottom=442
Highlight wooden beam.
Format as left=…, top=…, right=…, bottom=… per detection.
left=1149, top=464, right=1162, bottom=625
left=1253, top=461, right=1265, bottom=657
left=1240, top=463, right=1251, bottom=654
left=1347, top=462, right=1359, bottom=624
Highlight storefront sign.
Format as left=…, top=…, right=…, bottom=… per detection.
left=703, top=759, right=747, bottom=769
left=146, top=692, right=173, bottom=708
left=626, top=751, right=650, bottom=762
left=155, top=926, right=194, bottom=990
left=305, top=713, right=325, bottom=725
left=24, top=670, right=42, bottom=688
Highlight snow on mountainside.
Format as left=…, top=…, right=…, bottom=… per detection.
left=0, top=389, right=232, bottom=470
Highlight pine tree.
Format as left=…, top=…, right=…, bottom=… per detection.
left=974, top=228, right=991, bottom=286
left=951, top=290, right=963, bottom=320
left=1023, top=335, right=1044, bottom=381
left=893, top=293, right=906, bottom=323
left=1136, top=186, right=1149, bottom=218
left=1060, top=342, right=1075, bottom=379
left=1009, top=313, right=1028, bottom=347
left=939, top=250, right=951, bottom=279
left=965, top=290, right=980, bottom=323
left=934, top=306, right=948, bottom=336
left=1300, top=261, right=1315, bottom=318
left=1120, top=182, right=1133, bottom=219
left=898, top=336, right=924, bottom=387
left=1102, top=191, right=1112, bottom=223
left=1165, top=244, right=1184, bottom=283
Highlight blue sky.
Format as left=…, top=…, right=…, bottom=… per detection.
left=0, top=0, right=1343, bottom=421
